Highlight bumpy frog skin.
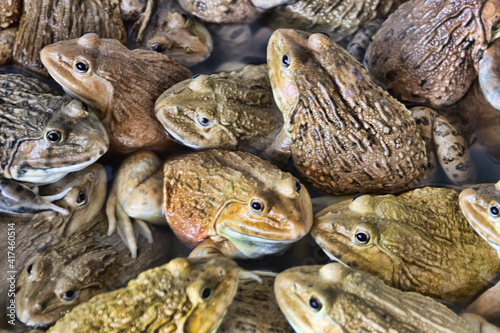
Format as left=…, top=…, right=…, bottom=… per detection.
left=13, top=0, right=127, bottom=76
left=0, top=28, right=15, bottom=66
left=0, top=0, right=21, bottom=29
left=106, top=149, right=313, bottom=259
left=267, top=29, right=474, bottom=195
left=41, top=33, right=191, bottom=154
left=266, top=0, right=405, bottom=41
left=178, top=0, right=261, bottom=24
left=132, top=0, right=213, bottom=66
left=274, top=264, right=479, bottom=333
left=218, top=275, right=293, bottom=333
left=312, top=187, right=500, bottom=305
left=366, top=0, right=500, bottom=108
left=43, top=257, right=254, bottom=332
left=0, top=74, right=109, bottom=184
left=155, top=64, right=283, bottom=152
left=460, top=181, right=500, bottom=254
left=15, top=212, right=179, bottom=327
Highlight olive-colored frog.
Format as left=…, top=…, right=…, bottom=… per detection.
left=0, top=74, right=109, bottom=186
left=106, top=149, right=313, bottom=259
left=41, top=33, right=191, bottom=154
left=13, top=0, right=127, bottom=76
left=267, top=29, right=475, bottom=194
left=155, top=64, right=283, bottom=152
left=15, top=212, right=183, bottom=327
left=132, top=0, right=213, bottom=66
left=274, top=263, right=497, bottom=333
left=312, top=187, right=500, bottom=306
left=43, top=257, right=257, bottom=332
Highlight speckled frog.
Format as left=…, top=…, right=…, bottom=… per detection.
left=43, top=257, right=257, bottom=333
left=267, top=29, right=475, bottom=195
left=41, top=33, right=191, bottom=154
left=155, top=64, right=283, bottom=153
left=274, top=263, right=498, bottom=333
left=106, top=149, right=313, bottom=259
left=312, top=187, right=500, bottom=306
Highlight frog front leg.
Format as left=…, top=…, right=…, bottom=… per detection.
left=188, top=236, right=247, bottom=259
left=261, top=127, right=292, bottom=166
left=106, top=150, right=165, bottom=258
left=411, top=106, right=475, bottom=185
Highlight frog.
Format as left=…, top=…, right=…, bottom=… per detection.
left=0, top=164, right=107, bottom=330
left=311, top=186, right=500, bottom=306
left=106, top=149, right=313, bottom=259
left=218, top=275, right=293, bottom=333
left=365, top=0, right=500, bottom=109
left=131, top=0, right=213, bottom=66
left=0, top=27, right=15, bottom=66
left=15, top=211, right=184, bottom=327
left=40, top=33, right=191, bottom=154
left=11, top=0, right=126, bottom=76
left=155, top=64, right=283, bottom=152
left=178, top=0, right=261, bottom=24
left=0, top=0, right=21, bottom=29
left=264, top=0, right=406, bottom=42
left=42, top=257, right=258, bottom=332
left=346, top=18, right=384, bottom=63
left=267, top=29, right=475, bottom=195
left=0, top=74, right=108, bottom=196
left=274, top=263, right=499, bottom=333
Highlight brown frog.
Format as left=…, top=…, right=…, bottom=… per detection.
left=42, top=257, right=257, bottom=332
left=267, top=29, right=475, bottom=195
left=366, top=0, right=500, bottom=109
left=41, top=33, right=191, bottom=154
left=132, top=0, right=213, bottom=66
left=106, top=149, right=313, bottom=259
left=312, top=187, right=500, bottom=306
left=155, top=64, right=283, bottom=152
left=15, top=212, right=183, bottom=327
left=12, top=0, right=126, bottom=76
left=265, top=0, right=406, bottom=41
left=178, top=0, right=261, bottom=24
left=274, top=263, right=498, bottom=333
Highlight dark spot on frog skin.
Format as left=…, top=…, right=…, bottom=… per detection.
left=455, top=163, right=467, bottom=171
left=419, top=79, right=427, bottom=87
left=414, top=117, right=429, bottom=126
left=385, top=70, right=396, bottom=81
left=195, top=1, right=207, bottom=11
left=15, top=184, right=24, bottom=193
left=397, top=30, right=406, bottom=41
left=225, top=8, right=233, bottom=14
left=0, top=98, right=4, bottom=104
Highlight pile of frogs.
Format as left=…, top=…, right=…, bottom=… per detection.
left=2, top=0, right=500, bottom=332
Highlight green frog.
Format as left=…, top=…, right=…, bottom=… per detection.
left=106, top=149, right=313, bottom=259
left=43, top=257, right=258, bottom=332
left=267, top=29, right=475, bottom=195
left=41, top=33, right=191, bottom=154
left=312, top=187, right=500, bottom=306
left=155, top=64, right=283, bottom=152
left=274, top=263, right=498, bottom=333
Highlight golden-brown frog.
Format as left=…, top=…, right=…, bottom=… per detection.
left=15, top=212, right=182, bottom=327
left=267, top=29, right=475, bottom=195
left=155, top=64, right=283, bottom=152
left=274, top=263, right=496, bottom=333
left=366, top=0, right=500, bottom=109
left=312, top=187, right=500, bottom=305
left=41, top=33, right=191, bottom=154
left=132, top=0, right=213, bottom=66
left=106, top=149, right=313, bottom=259
left=13, top=0, right=126, bottom=76
left=43, top=257, right=256, bottom=332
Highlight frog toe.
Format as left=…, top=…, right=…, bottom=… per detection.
left=116, top=203, right=138, bottom=259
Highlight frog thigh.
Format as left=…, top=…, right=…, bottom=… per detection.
left=433, top=114, right=476, bottom=185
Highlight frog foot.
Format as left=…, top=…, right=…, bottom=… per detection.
left=132, top=0, right=155, bottom=43
left=106, top=189, right=153, bottom=259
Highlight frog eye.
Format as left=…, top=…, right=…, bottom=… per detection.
left=352, top=194, right=363, bottom=201
left=76, top=191, right=87, bottom=206
left=282, top=52, right=291, bottom=68
left=45, top=130, right=64, bottom=145
left=61, top=289, right=79, bottom=302
left=192, top=73, right=202, bottom=80
left=74, top=58, right=90, bottom=73
left=27, top=264, right=33, bottom=276
left=197, top=116, right=212, bottom=127
left=200, top=287, right=211, bottom=300
left=250, top=198, right=265, bottom=213
left=309, top=296, right=322, bottom=311
left=490, top=204, right=500, bottom=218
left=354, top=229, right=370, bottom=245
left=151, top=43, right=167, bottom=53
left=294, top=180, right=301, bottom=193
left=80, top=101, right=88, bottom=112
